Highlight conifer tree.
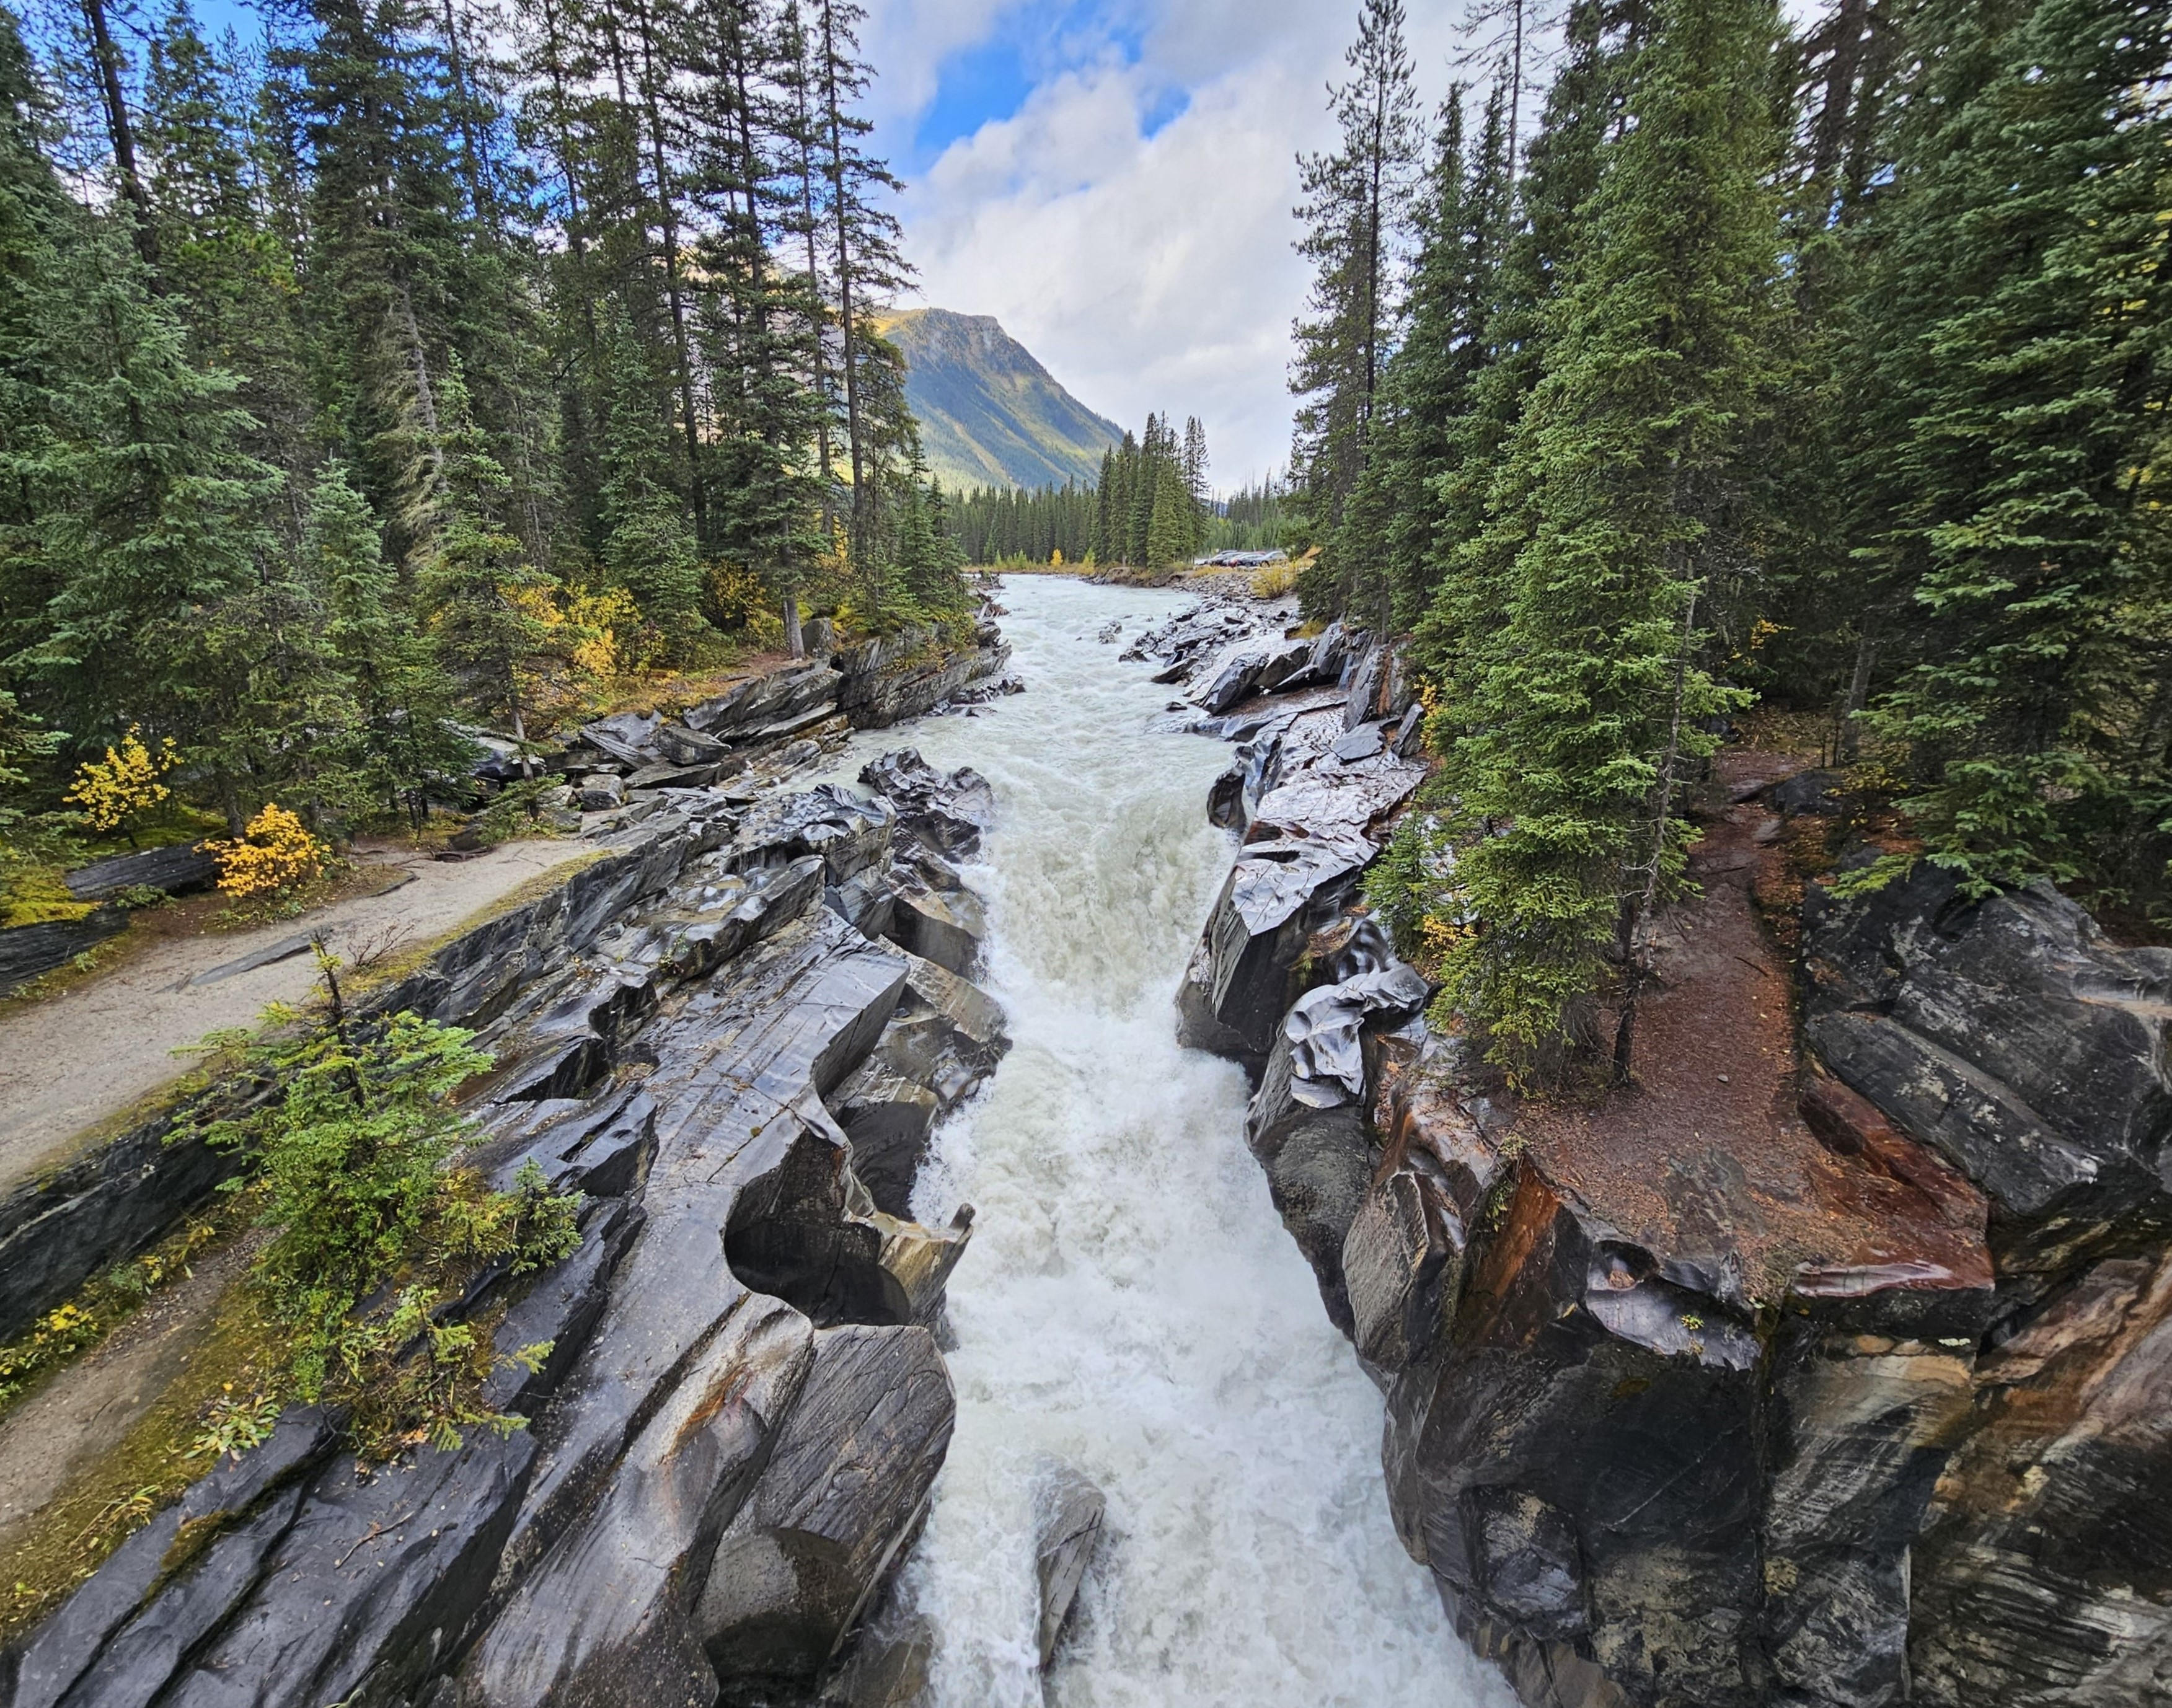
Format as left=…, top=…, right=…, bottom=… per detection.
left=1289, top=0, right=1420, bottom=612
left=1431, top=0, right=1783, bottom=1083
left=14, top=219, right=278, bottom=751
left=416, top=366, right=560, bottom=747
left=306, top=458, right=471, bottom=828
left=1847, top=0, right=2172, bottom=892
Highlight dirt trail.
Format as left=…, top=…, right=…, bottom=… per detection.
left=0, top=839, right=587, bottom=1192
left=1516, top=748, right=1970, bottom=1298
left=0, top=1232, right=260, bottom=1552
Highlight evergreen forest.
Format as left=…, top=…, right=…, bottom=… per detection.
left=1292, top=0, right=2172, bottom=1084
left=0, top=0, right=973, bottom=858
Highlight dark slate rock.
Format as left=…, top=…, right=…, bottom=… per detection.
left=0, top=908, right=129, bottom=996
left=859, top=751, right=994, bottom=861
left=1254, top=634, right=1318, bottom=695
left=53, top=1486, right=309, bottom=1708
left=1206, top=764, right=1245, bottom=830
left=734, top=788, right=894, bottom=884
left=12, top=1410, right=338, bottom=1708
left=1909, top=1251, right=2172, bottom=1707
left=818, top=1614, right=932, bottom=1708
left=1198, top=650, right=1265, bottom=715
left=581, top=711, right=664, bottom=767
left=1033, top=1467, right=1104, bottom=1668
left=887, top=884, right=982, bottom=979
left=156, top=1433, right=539, bottom=1708
left=1281, top=961, right=1431, bottom=1108
left=1245, top=1029, right=1372, bottom=1334
left=1759, top=1322, right=1974, bottom=1708
left=1175, top=847, right=1364, bottom=1063
left=834, top=956, right=1009, bottom=1218
left=64, top=841, right=219, bottom=901
left=1770, top=768, right=1846, bottom=816
left=1801, top=867, right=2172, bottom=1278
left=834, top=624, right=1010, bottom=729
left=576, top=773, right=626, bottom=812
left=697, top=1324, right=955, bottom=1690
left=684, top=665, right=844, bottom=742
left=1330, top=721, right=1386, bottom=764
left=457, top=1298, right=816, bottom=1708
left=1342, top=1167, right=1455, bottom=1375
left=0, top=1113, right=234, bottom=1341
left=492, top=912, right=910, bottom=1603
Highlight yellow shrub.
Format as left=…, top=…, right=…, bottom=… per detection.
left=565, top=585, right=641, bottom=679
left=209, top=804, right=329, bottom=899
left=66, top=726, right=178, bottom=835
left=1250, top=560, right=1299, bottom=599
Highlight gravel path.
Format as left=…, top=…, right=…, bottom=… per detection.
left=0, top=839, right=588, bottom=1194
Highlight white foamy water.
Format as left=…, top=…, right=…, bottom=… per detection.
left=827, top=577, right=1512, bottom=1708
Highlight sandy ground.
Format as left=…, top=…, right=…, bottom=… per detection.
left=0, top=838, right=588, bottom=1193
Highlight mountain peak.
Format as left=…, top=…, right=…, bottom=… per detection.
left=876, top=307, right=1122, bottom=492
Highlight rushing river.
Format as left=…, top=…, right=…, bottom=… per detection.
left=828, top=576, right=1511, bottom=1708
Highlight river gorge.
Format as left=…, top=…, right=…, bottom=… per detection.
left=819, top=576, right=1510, bottom=1708
left=6, top=573, right=2168, bottom=1708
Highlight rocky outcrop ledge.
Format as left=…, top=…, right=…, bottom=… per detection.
left=1147, top=599, right=2172, bottom=1708
left=4, top=751, right=1009, bottom=1708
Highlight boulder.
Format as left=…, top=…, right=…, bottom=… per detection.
left=1770, top=768, right=1846, bottom=816
left=64, top=840, right=219, bottom=901
left=1802, top=863, right=2172, bottom=1282
left=581, top=711, right=664, bottom=768
left=1198, top=649, right=1265, bottom=714
left=577, top=773, right=626, bottom=812
left=697, top=1325, right=955, bottom=1690
left=859, top=750, right=996, bottom=861
left=1033, top=1467, right=1105, bottom=1669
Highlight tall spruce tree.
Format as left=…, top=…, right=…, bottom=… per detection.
left=1429, top=0, right=1783, bottom=1084
left=1847, top=0, right=2172, bottom=893
left=1289, top=0, right=1420, bottom=617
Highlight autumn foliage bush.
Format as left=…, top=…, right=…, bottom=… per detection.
left=208, top=803, right=329, bottom=899
left=64, top=726, right=177, bottom=839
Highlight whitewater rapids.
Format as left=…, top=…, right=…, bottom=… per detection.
left=826, top=576, right=1511, bottom=1708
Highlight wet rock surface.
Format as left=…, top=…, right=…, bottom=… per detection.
left=0, top=907, right=131, bottom=998
left=1033, top=1466, right=1105, bottom=1670
left=1172, top=683, right=2172, bottom=1707
left=5, top=738, right=1013, bottom=1707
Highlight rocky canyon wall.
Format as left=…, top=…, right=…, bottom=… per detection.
left=2, top=742, right=1011, bottom=1708
left=1145, top=598, right=2172, bottom=1708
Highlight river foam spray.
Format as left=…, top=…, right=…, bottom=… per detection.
left=824, top=578, right=1512, bottom=1708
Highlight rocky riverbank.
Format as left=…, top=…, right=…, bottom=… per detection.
left=1144, top=598, right=2172, bottom=1708
left=1, top=723, right=1020, bottom=1702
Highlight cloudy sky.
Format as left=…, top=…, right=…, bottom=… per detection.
left=859, top=0, right=1488, bottom=492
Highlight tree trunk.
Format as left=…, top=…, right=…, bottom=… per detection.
left=1836, top=625, right=1876, bottom=764
left=1612, top=584, right=1699, bottom=1088
left=81, top=0, right=159, bottom=273
left=820, top=1, right=868, bottom=592
left=784, top=594, right=805, bottom=659
left=626, top=0, right=710, bottom=548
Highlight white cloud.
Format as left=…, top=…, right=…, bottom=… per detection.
left=869, top=1, right=1832, bottom=490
